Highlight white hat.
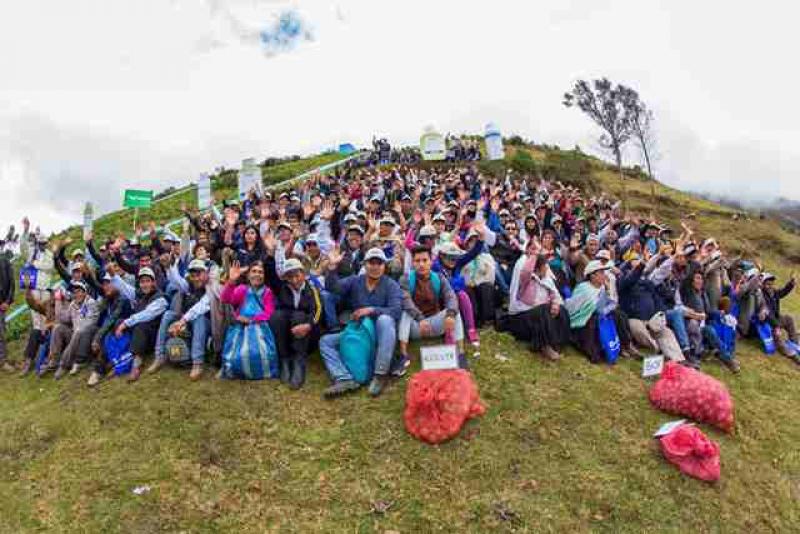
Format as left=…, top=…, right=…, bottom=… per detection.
left=276, top=221, right=292, bottom=231
left=138, top=267, right=156, bottom=280
left=438, top=242, right=464, bottom=258
left=762, top=272, right=776, bottom=282
left=347, top=224, right=365, bottom=235
left=305, top=233, right=320, bottom=244
left=418, top=225, right=437, bottom=238
left=70, top=281, right=87, bottom=292
left=187, top=259, right=208, bottom=272
left=364, top=248, right=388, bottom=263
left=282, top=258, right=304, bottom=274
left=71, top=249, right=85, bottom=258
left=745, top=268, right=760, bottom=279
left=584, top=260, right=612, bottom=277
left=595, top=249, right=612, bottom=261
left=378, top=217, right=397, bottom=226
left=162, top=233, right=180, bottom=243
left=71, top=262, right=85, bottom=272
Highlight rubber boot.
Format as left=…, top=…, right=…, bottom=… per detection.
left=289, top=355, right=306, bottom=390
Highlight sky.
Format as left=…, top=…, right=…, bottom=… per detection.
left=1, top=0, right=799, bottom=234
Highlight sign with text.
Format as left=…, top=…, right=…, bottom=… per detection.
left=123, top=189, right=153, bottom=209
left=420, top=344, right=459, bottom=371
left=83, top=202, right=94, bottom=241
left=197, top=173, right=212, bottom=210
left=238, top=158, right=261, bottom=201
left=642, top=355, right=665, bottom=378
left=420, top=128, right=446, bottom=161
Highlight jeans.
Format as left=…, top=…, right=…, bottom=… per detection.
left=155, top=310, right=211, bottom=364
left=398, top=310, right=464, bottom=343
left=319, top=314, right=397, bottom=381
left=494, top=259, right=510, bottom=296
left=666, top=308, right=690, bottom=352
left=320, top=290, right=340, bottom=330
left=703, top=325, right=731, bottom=361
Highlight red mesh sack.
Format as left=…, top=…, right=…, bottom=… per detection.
left=659, top=424, right=721, bottom=482
left=404, top=369, right=486, bottom=444
left=649, top=362, right=734, bottom=432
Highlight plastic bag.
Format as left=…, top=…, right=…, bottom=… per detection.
left=104, top=333, right=133, bottom=376
left=598, top=313, right=621, bottom=364
left=339, top=318, right=376, bottom=384
left=404, top=369, right=486, bottom=444
left=649, top=362, right=734, bottom=432
left=659, top=424, right=721, bottom=482
left=753, top=320, right=776, bottom=354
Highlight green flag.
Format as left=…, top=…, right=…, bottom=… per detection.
left=124, top=189, right=153, bottom=209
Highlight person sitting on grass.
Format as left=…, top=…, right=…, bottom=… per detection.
left=761, top=271, right=799, bottom=362
left=112, top=266, right=169, bottom=382
left=51, top=280, right=101, bottom=379
left=219, top=260, right=278, bottom=380
left=87, top=274, right=133, bottom=387
left=507, top=250, right=570, bottom=362
left=267, top=258, right=323, bottom=390
left=566, top=260, right=639, bottom=364
left=397, top=246, right=465, bottom=373
left=148, top=259, right=213, bottom=381
left=319, top=247, right=403, bottom=399
left=678, top=269, right=741, bottom=373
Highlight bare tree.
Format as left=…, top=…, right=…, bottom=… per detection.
left=563, top=78, right=640, bottom=211
left=629, top=101, right=659, bottom=216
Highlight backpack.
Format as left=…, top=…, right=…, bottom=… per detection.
left=408, top=271, right=442, bottom=298
left=166, top=336, right=192, bottom=366
left=339, top=317, right=376, bottom=384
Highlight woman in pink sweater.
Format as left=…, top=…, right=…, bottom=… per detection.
left=219, top=260, right=278, bottom=379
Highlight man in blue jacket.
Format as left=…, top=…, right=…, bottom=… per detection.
left=319, top=247, right=403, bottom=399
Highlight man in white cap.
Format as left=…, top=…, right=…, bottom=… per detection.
left=268, top=258, right=323, bottom=389
left=566, top=259, right=637, bottom=363
left=53, top=280, right=100, bottom=379
left=148, top=259, right=213, bottom=380
left=320, top=247, right=403, bottom=398
left=111, top=266, right=169, bottom=382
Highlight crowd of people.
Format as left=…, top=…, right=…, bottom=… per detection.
left=1, top=159, right=798, bottom=398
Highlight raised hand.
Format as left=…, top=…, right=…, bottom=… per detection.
left=228, top=261, right=247, bottom=282
left=320, top=200, right=335, bottom=220
left=326, top=246, right=343, bottom=270
left=263, top=232, right=277, bottom=253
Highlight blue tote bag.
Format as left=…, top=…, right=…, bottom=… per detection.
left=597, top=313, right=621, bottom=364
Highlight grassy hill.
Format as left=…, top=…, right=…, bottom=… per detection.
left=1, top=145, right=799, bottom=532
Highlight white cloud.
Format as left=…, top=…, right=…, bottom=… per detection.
left=0, top=0, right=798, bottom=232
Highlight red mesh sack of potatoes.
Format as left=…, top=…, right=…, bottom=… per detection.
left=649, top=362, right=734, bottom=432
left=404, top=369, right=486, bottom=444
left=659, top=424, right=721, bottom=482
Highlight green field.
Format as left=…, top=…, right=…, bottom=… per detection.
left=1, top=146, right=799, bottom=532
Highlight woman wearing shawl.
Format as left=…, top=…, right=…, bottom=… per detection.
left=461, top=230, right=497, bottom=329
left=566, top=260, right=636, bottom=364
left=219, top=260, right=278, bottom=379
left=507, top=247, right=570, bottom=361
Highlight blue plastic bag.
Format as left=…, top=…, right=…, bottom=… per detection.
left=339, top=317, right=376, bottom=384
left=104, top=333, right=134, bottom=375
left=597, top=313, right=621, bottom=364
left=752, top=320, right=776, bottom=355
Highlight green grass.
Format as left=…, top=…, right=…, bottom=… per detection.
left=2, top=144, right=800, bottom=532
left=1, top=331, right=798, bottom=532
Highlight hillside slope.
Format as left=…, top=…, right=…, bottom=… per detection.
left=1, top=146, right=799, bottom=532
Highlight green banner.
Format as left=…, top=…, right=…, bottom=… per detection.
left=124, top=189, right=153, bottom=209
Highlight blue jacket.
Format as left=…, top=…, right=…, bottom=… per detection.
left=324, top=272, right=403, bottom=322
left=618, top=263, right=669, bottom=321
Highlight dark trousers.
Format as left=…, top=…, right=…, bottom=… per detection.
left=130, top=319, right=161, bottom=357
left=24, top=329, right=48, bottom=361
left=467, top=282, right=497, bottom=328
left=269, top=309, right=319, bottom=362
left=508, top=304, right=570, bottom=351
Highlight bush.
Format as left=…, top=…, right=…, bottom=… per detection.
left=508, top=150, right=538, bottom=175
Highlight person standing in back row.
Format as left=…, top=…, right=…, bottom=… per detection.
left=0, top=249, right=15, bottom=372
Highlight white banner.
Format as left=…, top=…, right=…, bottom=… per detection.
left=420, top=128, right=446, bottom=161
left=485, top=122, right=505, bottom=161
left=197, top=173, right=212, bottom=210
left=83, top=202, right=94, bottom=241
left=238, top=158, right=261, bottom=201
left=420, top=345, right=459, bottom=371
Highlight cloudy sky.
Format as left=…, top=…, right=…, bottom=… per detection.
left=1, top=0, right=799, bottom=233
